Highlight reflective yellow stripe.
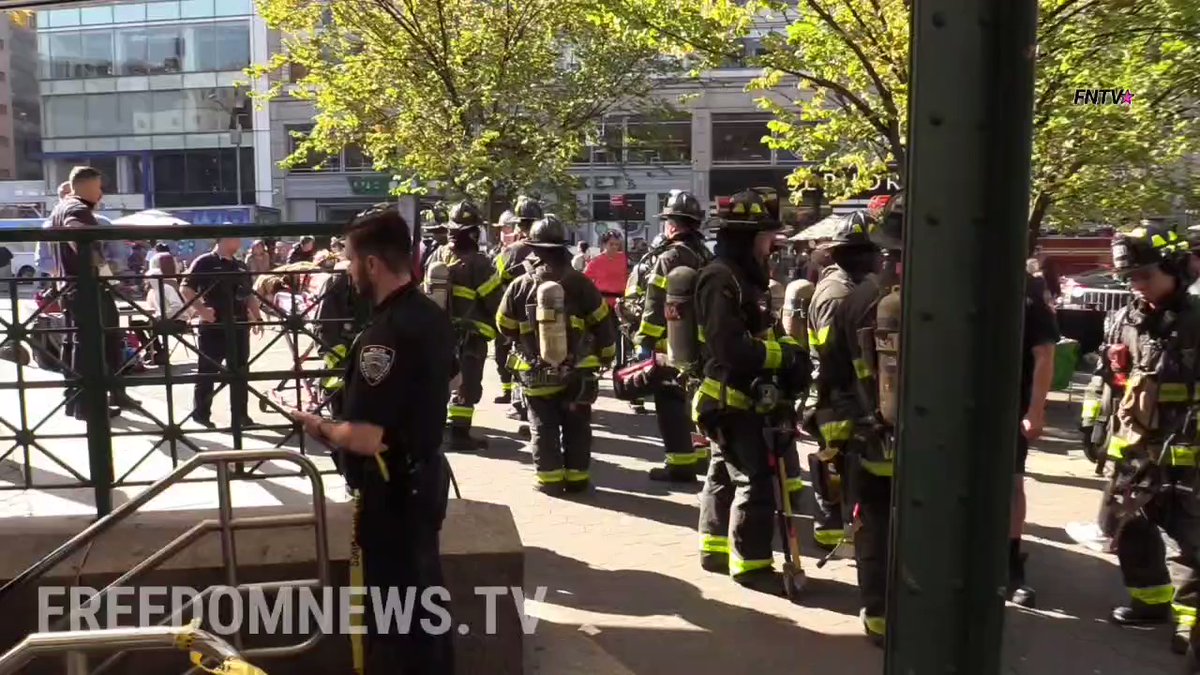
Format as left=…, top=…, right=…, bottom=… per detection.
left=501, top=382, right=514, bottom=392
left=648, top=273, right=668, bottom=290
left=1176, top=604, right=1198, bottom=628
left=477, top=273, right=501, bottom=297
left=1108, top=435, right=1133, bottom=460
left=729, top=554, right=772, bottom=577
left=813, top=529, right=843, bottom=546
left=570, top=316, right=586, bottom=331
left=697, top=328, right=706, bottom=344
left=587, top=302, right=610, bottom=325
left=322, top=377, right=344, bottom=391
left=525, top=385, right=567, bottom=397
left=785, top=476, right=807, bottom=494
left=853, top=358, right=872, bottom=380
left=762, top=340, right=782, bottom=370
left=519, top=321, right=534, bottom=334
left=808, top=325, right=830, bottom=350
left=576, top=355, right=601, bottom=369
left=453, top=285, right=477, bottom=300
left=697, top=377, right=753, bottom=410
left=780, top=335, right=802, bottom=348
left=1081, top=398, right=1102, bottom=423
left=1160, top=383, right=1190, bottom=402
left=448, top=405, right=474, bottom=421
left=863, top=615, right=886, bottom=636
left=666, top=452, right=699, bottom=466
left=700, top=534, right=729, bottom=554
left=565, top=469, right=589, bottom=482
left=820, top=419, right=853, bottom=443
left=861, top=458, right=894, bottom=477
left=495, top=256, right=508, bottom=280
left=1168, top=446, right=1200, bottom=467
left=1130, top=585, right=1175, bottom=605
left=536, top=469, right=566, bottom=485
left=600, top=345, right=616, bottom=360
left=472, top=321, right=497, bottom=340
left=638, top=321, right=666, bottom=338
left=497, top=312, right=519, bottom=331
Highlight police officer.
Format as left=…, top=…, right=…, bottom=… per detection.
left=1083, top=224, right=1200, bottom=665
left=291, top=207, right=455, bottom=674
left=628, top=190, right=714, bottom=482
left=494, top=196, right=545, bottom=422
left=692, top=189, right=808, bottom=594
left=496, top=215, right=616, bottom=494
left=429, top=200, right=503, bottom=451
left=419, top=204, right=450, bottom=272
left=806, top=211, right=879, bottom=555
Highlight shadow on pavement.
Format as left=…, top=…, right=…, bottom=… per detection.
left=525, top=546, right=877, bottom=675
left=1026, top=470, right=1106, bottom=492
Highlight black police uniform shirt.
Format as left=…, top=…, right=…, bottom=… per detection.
left=182, top=250, right=253, bottom=321
left=1021, top=274, right=1060, bottom=416
left=49, top=195, right=102, bottom=278
left=341, top=282, right=455, bottom=480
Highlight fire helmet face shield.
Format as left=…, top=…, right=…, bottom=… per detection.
left=713, top=189, right=782, bottom=232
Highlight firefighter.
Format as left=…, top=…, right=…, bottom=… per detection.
left=620, top=231, right=673, bottom=415
left=419, top=204, right=449, bottom=272
left=628, top=190, right=714, bottom=482
left=494, top=196, right=546, bottom=422
left=806, top=211, right=880, bottom=556
left=495, top=215, right=616, bottom=494
left=429, top=200, right=503, bottom=452
left=1082, top=225, right=1200, bottom=665
left=693, top=189, right=808, bottom=594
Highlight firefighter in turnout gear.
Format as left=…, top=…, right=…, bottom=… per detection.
left=631, top=190, right=715, bottom=482
left=496, top=215, right=616, bottom=494
left=420, top=204, right=450, bottom=272
left=809, top=205, right=906, bottom=645
left=1082, top=224, right=1200, bottom=666
left=494, top=195, right=546, bottom=420
left=807, top=210, right=879, bottom=556
left=429, top=200, right=503, bottom=452
left=693, top=189, right=809, bottom=595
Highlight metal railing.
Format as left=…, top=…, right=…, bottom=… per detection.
left=0, top=624, right=263, bottom=675
left=0, top=449, right=331, bottom=675
left=1057, top=287, right=1132, bottom=314
left=0, top=222, right=350, bottom=516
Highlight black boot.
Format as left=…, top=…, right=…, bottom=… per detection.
left=447, top=426, right=488, bottom=452
left=494, top=391, right=512, bottom=404
left=1008, top=540, right=1037, bottom=608
left=564, top=479, right=591, bottom=494
left=1110, top=601, right=1172, bottom=626
left=109, top=391, right=141, bottom=409
left=860, top=609, right=885, bottom=648
left=1172, top=625, right=1191, bottom=656
left=733, top=569, right=786, bottom=596
left=648, top=465, right=699, bottom=483
left=700, top=553, right=728, bottom=575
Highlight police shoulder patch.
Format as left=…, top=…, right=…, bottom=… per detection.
left=359, top=345, right=396, bottom=386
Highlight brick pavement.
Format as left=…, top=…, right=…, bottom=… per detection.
left=0, top=324, right=1188, bottom=673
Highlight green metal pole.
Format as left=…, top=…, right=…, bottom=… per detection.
left=886, top=1, right=1038, bottom=673
left=74, top=245, right=115, bottom=517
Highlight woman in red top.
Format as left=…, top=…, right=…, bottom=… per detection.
left=585, top=231, right=628, bottom=307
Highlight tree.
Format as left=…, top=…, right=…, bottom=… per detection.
left=252, top=0, right=681, bottom=214
left=619, top=0, right=1200, bottom=234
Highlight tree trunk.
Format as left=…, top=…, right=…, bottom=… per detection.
left=1027, top=191, right=1052, bottom=254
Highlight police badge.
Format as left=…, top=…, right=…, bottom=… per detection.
left=359, top=345, right=395, bottom=386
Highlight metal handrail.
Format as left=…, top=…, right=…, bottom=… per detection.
left=0, top=449, right=331, bottom=670
left=0, top=625, right=258, bottom=675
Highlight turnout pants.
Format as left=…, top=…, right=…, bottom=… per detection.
left=526, top=392, right=591, bottom=487
left=850, top=448, right=893, bottom=639
left=811, top=452, right=849, bottom=548
left=194, top=323, right=250, bottom=422
left=698, top=411, right=776, bottom=579
left=1113, top=463, right=1200, bottom=642
left=352, top=458, right=454, bottom=674
left=655, top=384, right=698, bottom=469
left=449, top=334, right=487, bottom=432
left=495, top=335, right=514, bottom=396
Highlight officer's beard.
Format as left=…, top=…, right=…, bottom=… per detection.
left=352, top=261, right=375, bottom=302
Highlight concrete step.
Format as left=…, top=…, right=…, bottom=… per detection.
left=526, top=622, right=636, bottom=675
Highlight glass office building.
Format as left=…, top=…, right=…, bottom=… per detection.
left=36, top=0, right=273, bottom=213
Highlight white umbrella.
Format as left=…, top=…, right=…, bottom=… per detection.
left=110, top=209, right=190, bottom=227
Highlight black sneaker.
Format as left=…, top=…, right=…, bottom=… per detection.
left=1110, top=602, right=1172, bottom=626
left=74, top=405, right=121, bottom=421
left=1008, top=551, right=1037, bottom=608
left=192, top=416, right=215, bottom=429
left=109, top=392, right=142, bottom=409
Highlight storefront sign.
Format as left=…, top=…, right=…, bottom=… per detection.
left=348, top=176, right=391, bottom=196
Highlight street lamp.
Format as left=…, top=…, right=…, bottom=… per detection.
left=207, top=88, right=246, bottom=207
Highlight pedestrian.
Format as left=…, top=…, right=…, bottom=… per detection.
left=692, top=190, right=807, bottom=594
left=584, top=231, right=628, bottom=309
left=495, top=215, right=615, bottom=494
left=1009, top=267, right=1060, bottom=609
left=143, top=252, right=190, bottom=365
left=1084, top=224, right=1200, bottom=666
left=290, top=206, right=455, bottom=674
left=0, top=245, right=12, bottom=279
left=429, top=200, right=502, bottom=451
left=244, top=239, right=273, bottom=277
left=180, top=236, right=264, bottom=428
left=273, top=240, right=290, bottom=266
left=571, top=241, right=591, bottom=271
left=288, top=235, right=317, bottom=264
left=492, top=196, right=544, bottom=422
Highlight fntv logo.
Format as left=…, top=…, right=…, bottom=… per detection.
left=1074, top=88, right=1135, bottom=106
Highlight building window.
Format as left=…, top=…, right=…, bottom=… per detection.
left=285, top=124, right=373, bottom=173
left=153, top=147, right=255, bottom=207
left=584, top=114, right=692, bottom=165
left=48, top=156, right=122, bottom=194
left=712, top=113, right=773, bottom=164
left=591, top=194, right=646, bottom=222
left=41, top=22, right=250, bottom=80
left=42, top=87, right=248, bottom=138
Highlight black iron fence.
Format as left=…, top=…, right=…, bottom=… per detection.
left=0, top=222, right=354, bottom=517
